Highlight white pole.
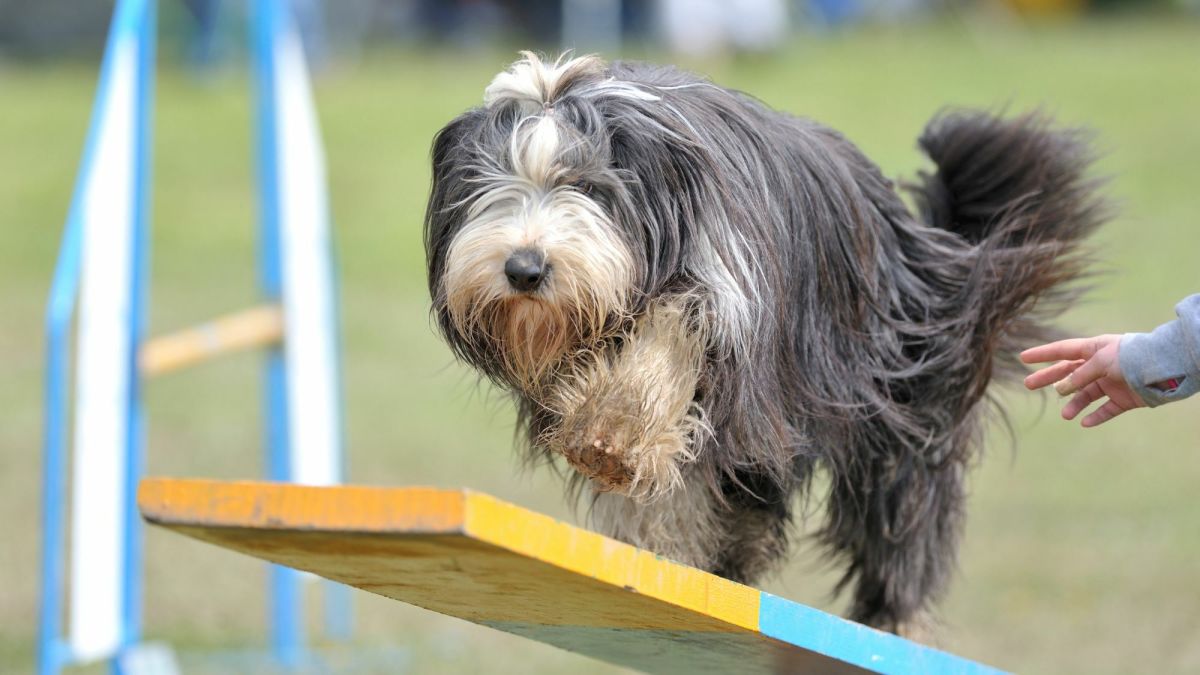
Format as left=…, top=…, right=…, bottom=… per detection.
left=272, top=8, right=342, bottom=488
left=68, top=10, right=143, bottom=664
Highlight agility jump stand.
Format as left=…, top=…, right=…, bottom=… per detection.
left=39, top=0, right=347, bottom=673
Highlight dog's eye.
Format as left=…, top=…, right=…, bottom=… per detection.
left=567, top=180, right=592, bottom=195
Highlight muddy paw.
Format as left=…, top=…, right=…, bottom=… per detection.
left=561, top=432, right=633, bottom=491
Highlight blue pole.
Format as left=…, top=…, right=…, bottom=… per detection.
left=252, top=0, right=303, bottom=668
left=38, top=203, right=83, bottom=675
left=324, top=582, right=352, bottom=640
left=117, top=1, right=157, bottom=672
left=323, top=71, right=351, bottom=647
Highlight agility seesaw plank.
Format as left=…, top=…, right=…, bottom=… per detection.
left=137, top=478, right=1006, bottom=675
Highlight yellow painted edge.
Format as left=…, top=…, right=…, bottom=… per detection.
left=462, top=491, right=761, bottom=633
left=137, top=478, right=467, bottom=533
left=140, top=304, right=284, bottom=377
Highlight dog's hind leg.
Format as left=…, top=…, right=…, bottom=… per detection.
left=711, top=500, right=792, bottom=585
left=706, top=466, right=798, bottom=584
left=822, top=443, right=968, bottom=639
left=542, top=296, right=709, bottom=501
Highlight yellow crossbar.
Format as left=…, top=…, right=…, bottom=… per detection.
left=140, top=305, right=284, bottom=377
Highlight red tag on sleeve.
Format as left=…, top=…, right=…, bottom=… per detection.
left=1149, top=376, right=1184, bottom=393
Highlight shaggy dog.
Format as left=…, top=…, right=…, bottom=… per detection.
left=424, top=52, right=1105, bottom=635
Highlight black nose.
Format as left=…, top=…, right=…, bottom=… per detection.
left=504, top=249, right=546, bottom=292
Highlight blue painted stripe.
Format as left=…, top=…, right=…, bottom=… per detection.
left=758, top=594, right=1008, bottom=675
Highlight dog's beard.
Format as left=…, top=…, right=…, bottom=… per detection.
left=440, top=179, right=636, bottom=391
left=443, top=282, right=625, bottom=391
left=483, top=296, right=578, bottom=389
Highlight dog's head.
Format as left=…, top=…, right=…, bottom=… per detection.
left=425, top=53, right=708, bottom=390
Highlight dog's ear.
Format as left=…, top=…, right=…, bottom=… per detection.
left=603, top=104, right=715, bottom=293
left=425, top=108, right=489, bottom=296
left=427, top=108, right=487, bottom=223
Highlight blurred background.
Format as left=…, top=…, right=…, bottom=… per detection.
left=1, top=0, right=1198, bottom=673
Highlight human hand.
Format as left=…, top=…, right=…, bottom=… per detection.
left=1020, top=335, right=1147, bottom=427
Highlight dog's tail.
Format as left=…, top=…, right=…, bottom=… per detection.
left=908, top=109, right=1109, bottom=390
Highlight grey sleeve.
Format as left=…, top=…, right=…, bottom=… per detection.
left=1119, top=294, right=1200, bottom=407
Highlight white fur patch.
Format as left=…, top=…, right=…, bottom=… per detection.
left=510, top=115, right=560, bottom=187
left=687, top=224, right=762, bottom=358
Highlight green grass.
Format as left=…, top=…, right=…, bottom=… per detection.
left=2, top=15, right=1199, bottom=674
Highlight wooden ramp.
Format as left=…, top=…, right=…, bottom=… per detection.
left=137, top=478, right=1005, bottom=675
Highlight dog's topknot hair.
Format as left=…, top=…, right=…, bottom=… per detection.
left=483, top=51, right=606, bottom=111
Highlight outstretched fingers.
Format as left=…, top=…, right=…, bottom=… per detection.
left=1024, top=359, right=1085, bottom=390
left=1081, top=400, right=1129, bottom=428
left=1023, top=335, right=1139, bottom=429
left=1062, top=381, right=1104, bottom=420
left=1053, top=349, right=1113, bottom=396
left=1020, top=338, right=1098, bottom=365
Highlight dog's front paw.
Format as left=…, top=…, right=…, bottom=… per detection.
left=557, top=423, right=636, bottom=493
left=541, top=298, right=708, bottom=499
left=549, top=409, right=698, bottom=500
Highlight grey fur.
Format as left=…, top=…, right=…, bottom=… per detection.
left=424, top=54, right=1107, bottom=632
